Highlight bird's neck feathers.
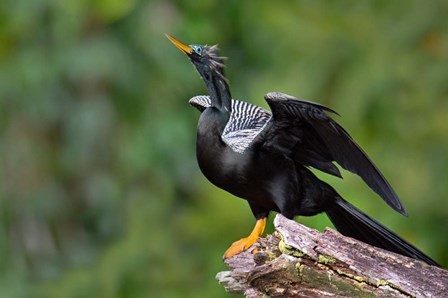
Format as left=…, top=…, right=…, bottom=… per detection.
left=195, top=47, right=231, bottom=114
left=206, top=71, right=231, bottom=114
left=197, top=70, right=231, bottom=136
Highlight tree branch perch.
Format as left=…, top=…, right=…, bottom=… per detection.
left=216, top=215, right=448, bottom=297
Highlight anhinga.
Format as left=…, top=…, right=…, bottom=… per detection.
left=166, top=34, right=438, bottom=266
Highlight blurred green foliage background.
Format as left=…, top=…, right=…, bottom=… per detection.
left=1, top=0, right=447, bottom=297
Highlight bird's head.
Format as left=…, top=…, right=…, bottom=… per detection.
left=165, top=34, right=226, bottom=84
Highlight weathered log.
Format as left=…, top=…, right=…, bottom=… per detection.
left=216, top=214, right=448, bottom=297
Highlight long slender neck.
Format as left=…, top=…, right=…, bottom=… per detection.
left=196, top=70, right=232, bottom=139
left=206, top=71, right=232, bottom=115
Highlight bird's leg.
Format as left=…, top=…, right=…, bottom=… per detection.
left=223, top=217, right=267, bottom=259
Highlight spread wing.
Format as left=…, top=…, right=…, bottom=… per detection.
left=263, top=92, right=406, bottom=216
left=189, top=95, right=271, bottom=153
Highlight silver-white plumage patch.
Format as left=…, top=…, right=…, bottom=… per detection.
left=189, top=95, right=272, bottom=153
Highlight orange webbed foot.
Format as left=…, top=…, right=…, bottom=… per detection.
left=223, top=217, right=267, bottom=259
left=224, top=235, right=258, bottom=258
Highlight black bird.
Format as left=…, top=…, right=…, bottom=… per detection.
left=166, top=34, right=438, bottom=266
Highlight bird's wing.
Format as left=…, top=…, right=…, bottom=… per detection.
left=189, top=95, right=271, bottom=153
left=222, top=99, right=271, bottom=134
left=263, top=92, right=406, bottom=216
left=189, top=95, right=271, bottom=128
left=189, top=95, right=211, bottom=112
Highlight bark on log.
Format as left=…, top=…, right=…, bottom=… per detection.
left=216, top=214, right=448, bottom=297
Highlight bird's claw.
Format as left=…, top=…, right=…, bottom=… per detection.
left=223, top=236, right=258, bottom=259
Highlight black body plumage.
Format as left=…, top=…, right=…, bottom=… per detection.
left=169, top=35, right=439, bottom=266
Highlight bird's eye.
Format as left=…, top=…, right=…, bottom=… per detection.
left=192, top=45, right=202, bottom=56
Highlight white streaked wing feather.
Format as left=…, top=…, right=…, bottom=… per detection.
left=189, top=95, right=272, bottom=153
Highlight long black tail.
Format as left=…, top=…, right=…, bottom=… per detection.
left=326, top=196, right=439, bottom=266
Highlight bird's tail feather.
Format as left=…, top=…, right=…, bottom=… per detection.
left=326, top=196, right=439, bottom=266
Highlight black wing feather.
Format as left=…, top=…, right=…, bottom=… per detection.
left=264, top=92, right=407, bottom=216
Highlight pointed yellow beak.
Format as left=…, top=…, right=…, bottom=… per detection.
left=165, top=34, right=193, bottom=55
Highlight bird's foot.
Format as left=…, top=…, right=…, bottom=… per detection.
left=223, top=217, right=267, bottom=259
left=223, top=235, right=258, bottom=259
